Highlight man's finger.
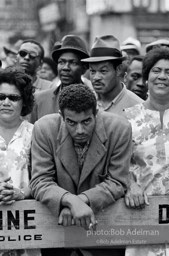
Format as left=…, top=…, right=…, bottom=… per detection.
left=128, top=197, right=135, bottom=208
left=80, top=218, right=86, bottom=229
left=85, top=217, right=90, bottom=229
left=63, top=216, right=68, bottom=226
left=58, top=214, right=63, bottom=225
left=88, top=221, right=98, bottom=231
left=144, top=192, right=149, bottom=205
left=89, top=214, right=97, bottom=231
left=125, top=197, right=129, bottom=207
left=75, top=219, right=81, bottom=227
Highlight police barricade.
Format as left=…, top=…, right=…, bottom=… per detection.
left=0, top=195, right=168, bottom=250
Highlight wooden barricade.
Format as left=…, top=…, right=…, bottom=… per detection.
left=0, top=195, right=168, bottom=250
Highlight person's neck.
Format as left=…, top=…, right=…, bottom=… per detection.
left=31, top=74, right=37, bottom=83
left=61, top=79, right=83, bottom=89
left=98, top=82, right=123, bottom=103
left=24, top=68, right=36, bottom=83
left=144, top=96, right=169, bottom=111
left=0, top=118, right=22, bottom=130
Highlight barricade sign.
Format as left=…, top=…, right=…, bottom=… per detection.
left=0, top=196, right=168, bottom=249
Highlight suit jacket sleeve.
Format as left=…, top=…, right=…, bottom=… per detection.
left=30, top=95, right=38, bottom=124
left=30, top=120, right=68, bottom=217
left=83, top=120, right=132, bottom=213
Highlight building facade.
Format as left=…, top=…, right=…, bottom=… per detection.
left=86, top=0, right=169, bottom=53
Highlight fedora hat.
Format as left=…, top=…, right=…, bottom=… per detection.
left=82, top=35, right=125, bottom=63
left=52, top=35, right=89, bottom=63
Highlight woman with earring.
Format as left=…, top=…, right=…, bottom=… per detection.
left=0, top=66, right=41, bottom=256
left=125, top=47, right=169, bottom=256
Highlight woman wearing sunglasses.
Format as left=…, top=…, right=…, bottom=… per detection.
left=0, top=66, right=41, bottom=256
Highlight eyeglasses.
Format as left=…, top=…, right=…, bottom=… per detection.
left=18, top=50, right=40, bottom=60
left=0, top=94, right=22, bottom=102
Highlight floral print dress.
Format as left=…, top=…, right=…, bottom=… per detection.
left=0, top=120, right=41, bottom=256
left=125, top=103, right=169, bottom=256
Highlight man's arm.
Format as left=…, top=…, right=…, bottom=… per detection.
left=60, top=193, right=97, bottom=230
left=82, top=121, right=132, bottom=213
left=29, top=93, right=39, bottom=124
left=30, top=119, right=68, bottom=217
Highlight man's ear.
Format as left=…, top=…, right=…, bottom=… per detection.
left=116, top=64, right=123, bottom=77
left=123, top=71, right=128, bottom=83
left=59, top=109, right=64, bottom=119
left=58, top=109, right=62, bottom=116
left=116, top=64, right=128, bottom=81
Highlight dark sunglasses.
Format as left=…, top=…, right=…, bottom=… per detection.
left=0, top=93, right=22, bottom=102
left=18, top=50, right=40, bottom=60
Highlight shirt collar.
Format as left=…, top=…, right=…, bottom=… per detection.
left=97, top=83, right=126, bottom=111
left=74, top=140, right=90, bottom=148
left=53, top=79, right=85, bottom=95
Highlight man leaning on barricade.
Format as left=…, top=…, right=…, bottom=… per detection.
left=30, top=83, right=132, bottom=256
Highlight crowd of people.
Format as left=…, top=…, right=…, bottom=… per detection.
left=0, top=32, right=169, bottom=256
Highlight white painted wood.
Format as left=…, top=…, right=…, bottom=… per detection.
left=0, top=196, right=168, bottom=249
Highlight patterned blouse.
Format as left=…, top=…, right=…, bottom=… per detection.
left=0, top=120, right=41, bottom=256
left=125, top=103, right=169, bottom=256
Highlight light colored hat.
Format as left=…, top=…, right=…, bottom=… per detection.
left=145, top=38, right=169, bottom=52
left=82, top=35, right=125, bottom=63
left=120, top=37, right=141, bottom=55
left=3, top=40, right=23, bottom=55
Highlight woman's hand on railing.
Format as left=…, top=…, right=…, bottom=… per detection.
left=125, top=182, right=149, bottom=209
left=0, top=177, right=25, bottom=204
left=0, top=177, right=15, bottom=204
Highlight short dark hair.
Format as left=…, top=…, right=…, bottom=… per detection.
left=110, top=59, right=123, bottom=70
left=129, top=55, right=144, bottom=65
left=21, top=39, right=44, bottom=60
left=143, top=47, right=169, bottom=82
left=126, top=55, right=144, bottom=72
left=59, top=84, right=97, bottom=116
left=0, top=66, right=34, bottom=116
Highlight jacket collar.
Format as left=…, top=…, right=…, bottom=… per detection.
left=56, top=111, right=107, bottom=187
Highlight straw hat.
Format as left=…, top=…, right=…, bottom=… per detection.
left=145, top=39, right=169, bottom=53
